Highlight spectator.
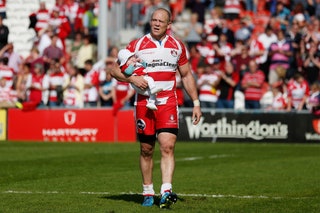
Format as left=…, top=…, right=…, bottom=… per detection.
left=307, top=81, right=320, bottom=115
left=73, top=0, right=87, bottom=34
left=48, top=6, right=71, bottom=50
left=212, top=18, right=235, bottom=46
left=19, top=63, right=49, bottom=111
left=0, top=43, right=23, bottom=74
left=286, top=72, right=309, bottom=111
left=189, top=45, right=206, bottom=75
left=303, top=40, right=320, bottom=85
left=195, top=33, right=215, bottom=65
left=223, top=0, right=242, bottom=21
left=216, top=61, right=239, bottom=109
left=204, top=7, right=222, bottom=35
left=248, top=31, right=265, bottom=65
left=268, top=29, right=293, bottom=85
left=235, top=17, right=254, bottom=43
left=37, top=27, right=63, bottom=56
left=241, top=59, right=266, bottom=109
left=0, top=57, right=14, bottom=89
left=0, top=77, right=18, bottom=108
left=47, top=60, right=67, bottom=107
left=270, top=1, right=290, bottom=31
left=197, top=59, right=221, bottom=108
left=257, top=25, right=277, bottom=78
left=68, top=32, right=83, bottom=66
left=15, top=62, right=32, bottom=103
left=186, top=0, right=207, bottom=25
left=214, top=32, right=233, bottom=63
left=29, top=1, right=50, bottom=36
left=137, top=0, right=154, bottom=34
left=99, top=60, right=113, bottom=107
left=183, top=12, right=203, bottom=49
left=267, top=81, right=287, bottom=111
left=231, top=43, right=251, bottom=83
left=83, top=59, right=99, bottom=107
left=0, top=16, right=9, bottom=50
left=23, top=47, right=45, bottom=73
left=245, top=0, right=258, bottom=14
left=82, top=3, right=99, bottom=44
left=42, top=34, right=65, bottom=71
left=76, top=35, right=97, bottom=76
left=63, top=63, right=84, bottom=108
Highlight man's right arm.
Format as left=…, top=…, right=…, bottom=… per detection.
left=110, top=62, right=148, bottom=89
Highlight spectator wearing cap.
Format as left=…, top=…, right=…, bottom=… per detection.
left=241, top=59, right=266, bottom=109
left=197, top=58, right=221, bottom=108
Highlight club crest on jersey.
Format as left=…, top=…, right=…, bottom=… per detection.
left=137, top=119, right=146, bottom=130
left=171, top=49, right=178, bottom=57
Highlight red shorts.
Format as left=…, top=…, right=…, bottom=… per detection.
left=135, top=104, right=179, bottom=135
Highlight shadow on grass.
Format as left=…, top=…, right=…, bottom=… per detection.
left=100, top=193, right=185, bottom=205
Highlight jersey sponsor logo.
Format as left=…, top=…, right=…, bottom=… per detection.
left=137, top=119, right=146, bottom=130
left=146, top=59, right=176, bottom=68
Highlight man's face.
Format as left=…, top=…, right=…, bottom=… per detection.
left=150, top=10, right=170, bottom=40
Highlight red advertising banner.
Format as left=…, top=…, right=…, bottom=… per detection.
left=8, top=109, right=136, bottom=143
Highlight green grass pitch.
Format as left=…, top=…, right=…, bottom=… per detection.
left=0, top=141, right=319, bottom=212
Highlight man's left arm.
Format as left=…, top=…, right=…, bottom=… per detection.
left=178, top=63, right=202, bottom=125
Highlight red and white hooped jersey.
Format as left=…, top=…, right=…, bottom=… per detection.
left=0, top=65, right=15, bottom=88
left=48, top=71, right=67, bottom=102
left=287, top=79, right=310, bottom=109
left=126, top=34, right=188, bottom=106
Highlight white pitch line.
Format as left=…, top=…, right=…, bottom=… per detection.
left=156, top=154, right=232, bottom=164
left=1, top=190, right=310, bottom=200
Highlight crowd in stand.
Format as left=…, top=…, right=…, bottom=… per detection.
left=0, top=0, right=319, bottom=114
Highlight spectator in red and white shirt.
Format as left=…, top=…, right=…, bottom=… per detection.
left=83, top=59, right=100, bottom=107
left=48, top=6, right=71, bottom=50
left=223, top=0, right=242, bottom=21
left=0, top=77, right=18, bottom=108
left=47, top=60, right=68, bottom=107
left=286, top=72, right=310, bottom=111
left=267, top=82, right=287, bottom=111
left=32, top=1, right=50, bottom=35
left=197, top=59, right=221, bottom=108
left=0, top=57, right=14, bottom=89
left=241, top=59, right=266, bottom=109
left=0, top=43, right=23, bottom=74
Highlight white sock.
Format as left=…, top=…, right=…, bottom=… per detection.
left=160, top=183, right=172, bottom=195
left=143, top=183, right=155, bottom=196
